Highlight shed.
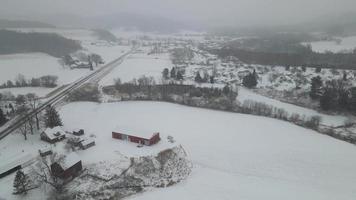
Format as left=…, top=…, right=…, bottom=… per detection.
left=79, top=139, right=95, bottom=150
left=40, top=126, right=66, bottom=144
left=51, top=152, right=82, bottom=179
left=112, top=127, right=160, bottom=146
left=73, top=129, right=84, bottom=136
left=38, top=148, right=53, bottom=157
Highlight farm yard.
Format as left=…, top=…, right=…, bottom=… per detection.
left=2, top=101, right=356, bottom=199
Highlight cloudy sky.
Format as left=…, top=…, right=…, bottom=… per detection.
left=1, top=0, right=356, bottom=27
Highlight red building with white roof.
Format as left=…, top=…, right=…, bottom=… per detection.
left=112, top=127, right=160, bottom=146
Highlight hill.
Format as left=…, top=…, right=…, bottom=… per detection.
left=0, top=29, right=82, bottom=57
left=0, top=19, right=55, bottom=29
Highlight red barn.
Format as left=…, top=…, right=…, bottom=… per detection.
left=51, top=153, right=82, bottom=179
left=112, top=127, right=160, bottom=146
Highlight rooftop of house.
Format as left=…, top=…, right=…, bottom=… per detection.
left=42, top=126, right=65, bottom=140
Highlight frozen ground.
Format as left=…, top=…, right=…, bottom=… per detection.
left=237, top=87, right=348, bottom=126
left=100, top=48, right=171, bottom=85
left=306, top=36, right=356, bottom=53
left=1, top=101, right=356, bottom=199
left=60, top=102, right=356, bottom=200
left=0, top=53, right=90, bottom=86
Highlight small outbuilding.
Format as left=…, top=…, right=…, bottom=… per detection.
left=72, top=129, right=85, bottom=136
left=112, top=127, right=160, bottom=146
left=51, top=152, right=82, bottom=179
left=38, top=148, right=53, bottom=157
left=40, top=127, right=66, bottom=144
left=79, top=139, right=95, bottom=150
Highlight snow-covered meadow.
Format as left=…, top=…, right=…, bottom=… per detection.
left=55, top=102, right=356, bottom=199
left=306, top=36, right=356, bottom=53
left=100, top=48, right=171, bottom=85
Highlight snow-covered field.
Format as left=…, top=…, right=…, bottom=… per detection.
left=306, top=36, right=356, bottom=53
left=0, top=53, right=91, bottom=89
left=1, top=101, right=356, bottom=199
left=0, top=28, right=131, bottom=98
left=60, top=102, right=356, bottom=200
left=100, top=48, right=171, bottom=85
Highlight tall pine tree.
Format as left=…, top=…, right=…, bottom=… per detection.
left=44, top=106, right=63, bottom=128
left=13, top=170, right=30, bottom=195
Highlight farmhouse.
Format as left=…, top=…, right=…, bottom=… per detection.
left=51, top=152, right=82, bottom=179
left=112, top=127, right=160, bottom=146
left=40, top=126, right=66, bottom=143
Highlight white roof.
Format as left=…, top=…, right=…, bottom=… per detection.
left=80, top=139, right=95, bottom=146
left=42, top=126, right=65, bottom=140
left=61, top=152, right=81, bottom=170
left=114, top=126, right=159, bottom=139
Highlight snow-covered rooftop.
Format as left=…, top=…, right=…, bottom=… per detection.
left=42, top=126, right=65, bottom=140
left=61, top=152, right=81, bottom=170
left=114, top=126, right=159, bottom=139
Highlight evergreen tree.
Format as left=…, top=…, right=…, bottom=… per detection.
left=320, top=89, right=333, bottom=110
left=44, top=106, right=63, bottom=128
left=0, top=108, right=7, bottom=125
left=223, top=84, right=230, bottom=95
left=194, top=72, right=203, bottom=83
left=176, top=71, right=184, bottom=81
left=315, top=67, right=321, bottom=73
left=162, top=68, right=169, bottom=79
left=310, top=76, right=323, bottom=99
left=13, top=170, right=30, bottom=195
left=242, top=72, right=257, bottom=88
left=210, top=76, right=215, bottom=84
left=170, top=67, right=176, bottom=79
left=343, top=71, right=347, bottom=81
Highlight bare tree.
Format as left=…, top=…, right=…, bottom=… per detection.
left=26, top=93, right=40, bottom=130
left=32, top=153, right=65, bottom=192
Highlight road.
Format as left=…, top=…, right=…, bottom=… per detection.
left=0, top=48, right=135, bottom=140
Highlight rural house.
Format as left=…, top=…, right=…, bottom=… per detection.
left=112, top=127, right=160, bottom=146
left=51, top=152, right=82, bottom=179
left=40, top=126, right=66, bottom=143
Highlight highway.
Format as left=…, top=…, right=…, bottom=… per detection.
left=0, top=48, right=134, bottom=140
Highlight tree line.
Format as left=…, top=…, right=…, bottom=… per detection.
left=0, top=29, right=82, bottom=57
left=0, top=74, right=58, bottom=89
left=310, top=76, right=356, bottom=113
left=206, top=46, right=356, bottom=70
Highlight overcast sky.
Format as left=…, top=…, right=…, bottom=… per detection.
left=1, top=0, right=356, bottom=27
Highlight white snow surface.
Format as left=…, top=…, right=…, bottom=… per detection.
left=306, top=36, right=356, bottom=53
left=100, top=48, right=171, bottom=85
left=0, top=53, right=90, bottom=86
left=57, top=101, right=356, bottom=200
left=237, top=87, right=348, bottom=126
left=1, top=101, right=356, bottom=199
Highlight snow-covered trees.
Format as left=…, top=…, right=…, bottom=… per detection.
left=0, top=108, right=7, bottom=125
left=13, top=170, right=31, bottom=195
left=162, top=68, right=169, bottom=80
left=310, top=76, right=323, bottom=100
left=90, top=53, right=104, bottom=66
left=242, top=70, right=258, bottom=88
left=44, top=106, right=63, bottom=128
